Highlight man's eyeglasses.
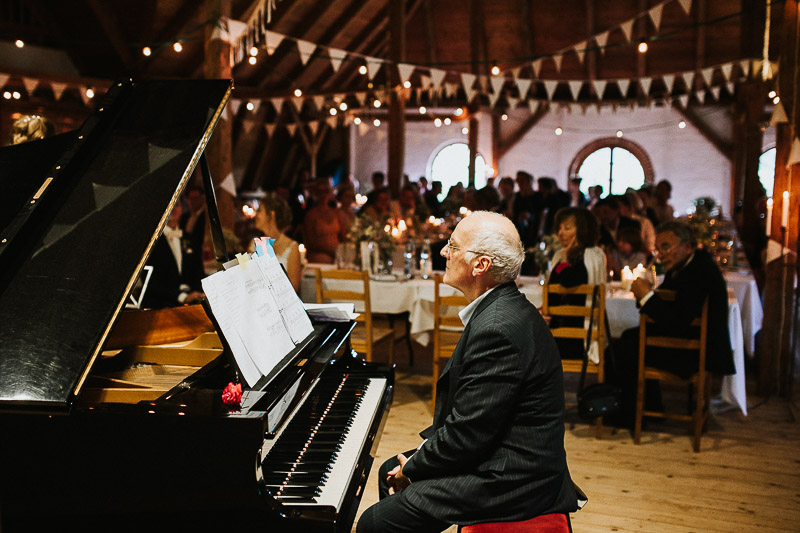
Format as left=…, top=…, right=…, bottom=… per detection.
left=446, top=238, right=492, bottom=258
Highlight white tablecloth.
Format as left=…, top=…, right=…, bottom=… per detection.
left=722, top=270, right=762, bottom=357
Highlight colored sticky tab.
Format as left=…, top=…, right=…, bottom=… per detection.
left=253, top=237, right=269, bottom=257
left=236, top=252, right=251, bottom=269
left=265, top=238, right=277, bottom=258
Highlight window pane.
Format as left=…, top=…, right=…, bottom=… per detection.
left=609, top=147, right=645, bottom=195
left=577, top=147, right=611, bottom=198
left=759, top=147, right=775, bottom=198
left=431, top=143, right=487, bottom=201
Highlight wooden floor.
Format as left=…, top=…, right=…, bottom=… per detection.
left=354, top=334, right=800, bottom=532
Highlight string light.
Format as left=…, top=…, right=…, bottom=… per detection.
left=12, top=91, right=20, bottom=99
left=339, top=102, right=347, bottom=111
left=773, top=96, right=781, bottom=104
left=142, top=46, right=151, bottom=56
left=678, top=121, right=686, bottom=129
left=2, top=92, right=10, bottom=100
left=501, top=113, right=508, bottom=121
left=616, top=130, right=624, bottom=138
left=444, top=117, right=451, bottom=125
left=434, top=118, right=442, bottom=127
left=359, top=65, right=367, bottom=75
left=248, top=56, right=257, bottom=65
left=373, top=118, right=381, bottom=127
left=454, top=108, right=464, bottom=116
left=419, top=106, right=427, bottom=114
left=294, top=88, right=303, bottom=97
left=85, top=88, right=95, bottom=99
left=173, top=42, right=183, bottom=52
left=246, top=101, right=255, bottom=111
left=768, top=90, right=777, bottom=98
left=403, top=81, right=411, bottom=89
left=637, top=40, right=648, bottom=53
left=491, top=65, right=500, bottom=76
left=462, top=127, right=469, bottom=134
left=354, top=117, right=361, bottom=125
left=329, top=108, right=338, bottom=116
left=555, top=127, right=563, bottom=136
left=373, top=100, right=381, bottom=108
left=249, top=46, right=259, bottom=56
left=15, top=39, right=24, bottom=48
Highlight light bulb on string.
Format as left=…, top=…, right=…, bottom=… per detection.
left=294, top=88, right=303, bottom=97
left=142, top=47, right=152, bottom=56
left=454, top=108, right=464, bottom=116
left=434, top=118, right=442, bottom=127
left=678, top=121, right=686, bottom=129
left=616, top=130, right=624, bottom=138
left=373, top=100, right=381, bottom=108
left=354, top=117, right=361, bottom=125
left=246, top=101, right=255, bottom=111
left=248, top=56, right=257, bottom=65
left=419, top=106, right=427, bottom=114
left=491, top=64, right=500, bottom=76
left=359, top=65, right=367, bottom=75
left=330, top=108, right=338, bottom=116
left=462, top=127, right=469, bottom=135
left=555, top=127, right=563, bottom=136
left=501, top=113, right=508, bottom=121
left=637, top=40, right=648, bottom=53
left=173, top=42, right=183, bottom=52
left=85, top=88, right=95, bottom=99
left=444, top=117, right=451, bottom=125
left=15, top=39, right=24, bottom=48
left=773, top=96, right=781, bottom=104
left=768, top=90, right=777, bottom=98
left=403, top=81, right=411, bottom=89
left=2, top=92, right=11, bottom=100
left=373, top=118, right=381, bottom=127
left=12, top=91, right=20, bottom=100
left=339, top=102, right=348, bottom=111
left=249, top=46, right=259, bottom=56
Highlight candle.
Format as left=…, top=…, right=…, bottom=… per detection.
left=298, top=243, right=307, bottom=265
left=620, top=266, right=634, bottom=290
left=766, top=197, right=773, bottom=237
left=781, top=191, right=790, bottom=227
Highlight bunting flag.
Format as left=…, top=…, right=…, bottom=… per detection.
left=444, top=82, right=457, bottom=98
left=592, top=79, right=607, bottom=99
left=265, top=123, right=276, bottom=137
left=488, top=88, right=502, bottom=108
left=678, top=0, right=693, bottom=15
left=478, top=76, right=488, bottom=93
left=569, top=103, right=582, bottom=115
left=640, top=77, right=652, bottom=96
left=531, top=59, right=543, bottom=78
left=552, top=54, right=563, bottom=72
left=490, top=76, right=506, bottom=99
left=700, top=67, right=714, bottom=88
left=595, top=31, right=609, bottom=55
left=285, top=123, right=297, bottom=136
left=354, top=91, right=366, bottom=106
left=568, top=80, right=582, bottom=100
left=681, top=71, right=694, bottom=91
left=726, top=81, right=735, bottom=95
left=290, top=97, right=302, bottom=112
left=617, top=79, right=630, bottom=97
left=296, top=39, right=316, bottom=65
left=507, top=95, right=519, bottom=109
left=0, top=74, right=8, bottom=89
left=312, top=95, right=325, bottom=111
left=430, top=68, right=446, bottom=89
left=328, top=48, right=345, bottom=72
left=326, top=116, right=337, bottom=129
left=721, top=63, right=733, bottom=81
left=229, top=99, right=241, bottom=115
left=648, top=3, right=664, bottom=31
left=366, top=58, right=382, bottom=80
left=419, top=74, right=431, bottom=89
left=620, top=20, right=634, bottom=42
left=678, top=94, right=689, bottom=107
left=461, top=72, right=477, bottom=102
left=528, top=99, right=540, bottom=114
left=265, top=30, right=283, bottom=54
left=22, top=77, right=39, bottom=95
left=695, top=90, right=705, bottom=104
left=50, top=81, right=67, bottom=100
left=308, top=121, right=319, bottom=136
left=544, top=80, right=559, bottom=100
left=662, top=74, right=675, bottom=94
left=574, top=41, right=587, bottom=64
left=710, top=86, right=720, bottom=100
left=271, top=98, right=283, bottom=112
left=771, top=101, right=789, bottom=125
left=788, top=137, right=800, bottom=167
left=516, top=77, right=532, bottom=98
left=397, top=63, right=415, bottom=85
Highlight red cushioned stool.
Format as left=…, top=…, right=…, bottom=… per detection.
left=459, top=513, right=571, bottom=533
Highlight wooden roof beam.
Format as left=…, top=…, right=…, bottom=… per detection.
left=495, top=103, right=550, bottom=162
left=676, top=104, right=733, bottom=160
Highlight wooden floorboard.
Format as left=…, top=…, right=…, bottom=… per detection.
left=354, top=335, right=800, bottom=532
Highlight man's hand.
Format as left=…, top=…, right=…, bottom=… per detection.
left=386, top=453, right=411, bottom=495
left=631, top=277, right=653, bottom=301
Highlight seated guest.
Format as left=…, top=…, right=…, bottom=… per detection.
left=607, top=225, right=650, bottom=278
left=303, top=178, right=346, bottom=263
left=546, top=207, right=605, bottom=358
left=336, top=181, right=357, bottom=232
left=252, top=194, right=302, bottom=293
left=391, top=183, right=430, bottom=223
left=567, top=177, right=588, bottom=207
left=142, top=202, right=204, bottom=309
left=607, top=221, right=735, bottom=424
left=593, top=196, right=641, bottom=249
left=623, top=190, right=656, bottom=253
left=357, top=211, right=579, bottom=532
left=653, top=180, right=675, bottom=224
left=359, top=186, right=391, bottom=223
left=424, top=181, right=443, bottom=217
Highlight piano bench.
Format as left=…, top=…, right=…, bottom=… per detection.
left=459, top=513, right=571, bottom=533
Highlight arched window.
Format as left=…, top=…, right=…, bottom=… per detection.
left=429, top=142, right=488, bottom=201
left=759, top=147, right=776, bottom=198
left=568, top=138, right=654, bottom=198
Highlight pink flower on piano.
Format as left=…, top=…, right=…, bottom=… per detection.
left=221, top=382, right=243, bottom=407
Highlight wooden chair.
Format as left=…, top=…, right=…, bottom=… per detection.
left=541, top=283, right=606, bottom=438
left=314, top=269, right=394, bottom=364
left=634, top=292, right=710, bottom=452
left=432, top=274, right=468, bottom=407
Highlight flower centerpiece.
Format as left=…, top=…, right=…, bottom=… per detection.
left=530, top=234, right=560, bottom=277
left=347, top=214, right=396, bottom=272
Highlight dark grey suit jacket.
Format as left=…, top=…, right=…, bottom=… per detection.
left=402, top=282, right=578, bottom=525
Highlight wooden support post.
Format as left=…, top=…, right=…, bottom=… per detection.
left=388, top=0, right=407, bottom=198
left=468, top=116, right=479, bottom=189
left=203, top=0, right=235, bottom=231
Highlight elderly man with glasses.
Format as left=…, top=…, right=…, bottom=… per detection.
left=357, top=211, right=580, bottom=533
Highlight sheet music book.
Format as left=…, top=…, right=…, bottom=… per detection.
left=201, top=247, right=314, bottom=387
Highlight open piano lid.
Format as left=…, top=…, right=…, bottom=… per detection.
left=0, top=79, right=232, bottom=412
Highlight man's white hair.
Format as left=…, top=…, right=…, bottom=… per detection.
left=466, top=211, right=525, bottom=284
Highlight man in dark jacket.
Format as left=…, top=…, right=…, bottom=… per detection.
left=357, top=212, right=579, bottom=532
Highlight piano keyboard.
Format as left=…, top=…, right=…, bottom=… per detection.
left=261, top=374, right=387, bottom=510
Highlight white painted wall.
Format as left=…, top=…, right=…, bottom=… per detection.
left=349, top=105, right=762, bottom=217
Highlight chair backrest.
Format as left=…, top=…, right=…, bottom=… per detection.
left=433, top=273, right=468, bottom=333
left=315, top=268, right=373, bottom=343
left=541, top=283, right=606, bottom=356
left=639, top=290, right=709, bottom=365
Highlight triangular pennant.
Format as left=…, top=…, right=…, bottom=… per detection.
left=478, top=76, right=488, bottom=92
left=710, top=86, right=720, bottom=100
left=242, top=119, right=255, bottom=135
left=0, top=74, right=9, bottom=90
left=531, top=59, right=542, bottom=78
left=265, top=123, right=276, bottom=137
left=595, top=31, right=609, bottom=55
left=511, top=67, right=521, bottom=78
left=507, top=96, right=519, bottom=109
left=488, top=89, right=502, bottom=108
left=678, top=0, right=693, bottom=15
left=285, top=123, right=297, bottom=136
left=620, top=20, right=634, bottom=42
left=271, top=98, right=283, bottom=112
left=771, top=101, right=789, bottom=125
left=721, top=63, right=733, bottom=81
left=291, top=97, right=303, bottom=112
left=490, top=76, right=506, bottom=98
left=648, top=4, right=664, bottom=31
left=739, top=59, right=750, bottom=78
left=574, top=41, right=587, bottom=64
left=551, top=102, right=561, bottom=114
left=569, top=103, right=581, bottom=115
left=640, top=77, right=652, bottom=97
left=22, top=77, right=39, bottom=95
left=230, top=99, right=241, bottom=115
left=552, top=54, right=563, bottom=72
left=312, top=95, right=325, bottom=111
left=366, top=58, right=382, bottom=80
left=430, top=68, right=446, bottom=89
left=419, top=74, right=431, bottom=89
left=461, top=72, right=477, bottom=102
left=662, top=74, right=675, bottom=94
left=516, top=77, right=532, bottom=98
left=326, top=116, right=337, bottom=129
left=354, top=92, right=366, bottom=106
left=328, top=47, right=345, bottom=72
left=788, top=138, right=800, bottom=167
left=296, top=39, right=316, bottom=65
left=592, top=79, right=607, bottom=99
left=617, top=79, right=630, bottom=98
left=681, top=71, right=694, bottom=91
left=695, top=90, right=705, bottom=104
left=544, top=80, right=559, bottom=100
left=397, top=63, right=415, bottom=84
left=265, top=30, right=283, bottom=54
left=726, top=81, right=735, bottom=95
left=444, top=82, right=457, bottom=98
left=50, top=81, right=67, bottom=100
left=528, top=99, right=539, bottom=114
left=308, top=121, right=319, bottom=136
left=568, top=80, right=582, bottom=100
left=678, top=94, right=689, bottom=107
left=701, top=67, right=714, bottom=88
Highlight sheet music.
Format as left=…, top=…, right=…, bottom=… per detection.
left=252, top=253, right=314, bottom=344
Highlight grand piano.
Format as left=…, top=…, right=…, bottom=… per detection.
left=0, top=79, right=393, bottom=531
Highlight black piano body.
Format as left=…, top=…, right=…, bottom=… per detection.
left=0, top=79, right=393, bottom=531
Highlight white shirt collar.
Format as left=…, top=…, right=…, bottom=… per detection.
left=458, top=285, right=498, bottom=326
